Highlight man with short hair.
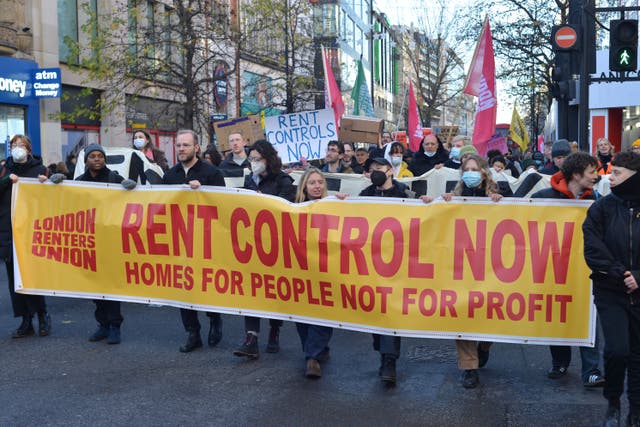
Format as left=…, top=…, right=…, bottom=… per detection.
left=321, top=140, right=353, bottom=173
left=538, top=139, right=571, bottom=175
left=359, top=157, right=414, bottom=385
left=219, top=131, right=250, bottom=175
left=532, top=152, right=605, bottom=387
left=163, top=130, right=226, bottom=353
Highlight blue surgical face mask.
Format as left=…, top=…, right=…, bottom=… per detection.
left=450, top=147, right=461, bottom=160
left=424, top=150, right=436, bottom=158
left=461, top=170, right=482, bottom=188
left=391, top=156, right=402, bottom=166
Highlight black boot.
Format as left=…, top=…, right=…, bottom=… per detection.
left=89, top=325, right=109, bottom=342
left=603, top=401, right=620, bottom=427
left=379, top=355, right=397, bottom=385
left=179, top=331, right=202, bottom=353
left=208, top=315, right=223, bottom=347
left=107, top=325, right=121, bottom=345
left=266, top=326, right=280, bottom=353
left=12, top=316, right=34, bottom=338
left=233, top=333, right=259, bottom=359
left=38, top=312, right=51, bottom=337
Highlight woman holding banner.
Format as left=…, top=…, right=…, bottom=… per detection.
left=0, top=134, right=51, bottom=338
left=442, top=154, right=502, bottom=388
left=293, top=167, right=334, bottom=378
left=233, top=139, right=296, bottom=360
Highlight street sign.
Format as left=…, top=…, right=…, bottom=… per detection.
left=552, top=25, right=578, bottom=50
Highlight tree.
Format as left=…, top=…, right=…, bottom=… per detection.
left=61, top=0, right=243, bottom=137
left=395, top=1, right=469, bottom=127
left=239, top=0, right=316, bottom=114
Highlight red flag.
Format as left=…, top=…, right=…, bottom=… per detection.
left=322, top=47, right=344, bottom=128
left=463, top=17, right=497, bottom=157
left=407, top=81, right=423, bottom=152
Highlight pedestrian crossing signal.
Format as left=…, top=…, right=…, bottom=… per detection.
left=610, top=20, right=638, bottom=72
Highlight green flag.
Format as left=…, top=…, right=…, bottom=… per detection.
left=351, top=60, right=374, bottom=116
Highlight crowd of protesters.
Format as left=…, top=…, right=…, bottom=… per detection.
left=3, top=129, right=640, bottom=426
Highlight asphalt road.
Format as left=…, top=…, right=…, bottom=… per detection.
left=0, top=266, right=611, bottom=427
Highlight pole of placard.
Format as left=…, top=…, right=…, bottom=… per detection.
left=395, top=79, right=408, bottom=131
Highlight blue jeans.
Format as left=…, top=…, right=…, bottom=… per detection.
left=372, top=334, right=401, bottom=359
left=549, top=318, right=603, bottom=381
left=295, top=323, right=332, bottom=360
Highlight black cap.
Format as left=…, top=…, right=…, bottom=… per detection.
left=551, top=139, right=571, bottom=158
left=364, top=157, right=392, bottom=171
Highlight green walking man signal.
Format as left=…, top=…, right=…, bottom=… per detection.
left=610, top=20, right=638, bottom=72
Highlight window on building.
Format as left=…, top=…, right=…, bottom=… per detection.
left=58, top=0, right=79, bottom=64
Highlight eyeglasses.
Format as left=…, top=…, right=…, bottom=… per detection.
left=248, top=156, right=263, bottom=162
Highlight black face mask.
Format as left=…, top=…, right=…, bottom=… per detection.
left=370, top=170, right=388, bottom=187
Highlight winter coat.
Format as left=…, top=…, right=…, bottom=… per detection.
left=163, top=158, right=225, bottom=187
left=409, top=143, right=449, bottom=176
left=531, top=172, right=596, bottom=200
left=76, top=166, right=124, bottom=184
left=244, top=171, right=296, bottom=202
left=359, top=180, right=415, bottom=198
left=583, top=172, right=640, bottom=296
left=0, top=156, right=48, bottom=259
left=219, top=153, right=251, bottom=177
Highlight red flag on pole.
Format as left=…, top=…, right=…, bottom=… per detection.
left=463, top=17, right=497, bottom=157
left=407, top=81, right=423, bottom=152
left=322, top=46, right=344, bottom=128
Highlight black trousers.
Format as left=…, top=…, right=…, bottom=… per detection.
left=595, top=288, right=640, bottom=410
left=181, top=309, right=220, bottom=333
left=93, top=300, right=123, bottom=327
left=6, top=258, right=46, bottom=318
left=244, top=316, right=282, bottom=333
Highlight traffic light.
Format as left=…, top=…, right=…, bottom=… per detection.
left=551, top=51, right=571, bottom=82
left=610, top=19, right=638, bottom=72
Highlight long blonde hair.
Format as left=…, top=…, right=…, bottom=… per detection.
left=295, top=167, right=328, bottom=202
left=453, top=154, right=499, bottom=196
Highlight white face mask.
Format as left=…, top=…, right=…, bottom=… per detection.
left=11, top=147, right=27, bottom=162
left=133, top=138, right=146, bottom=149
left=391, top=156, right=402, bottom=166
left=251, top=161, right=266, bottom=175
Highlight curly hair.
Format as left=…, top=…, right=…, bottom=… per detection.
left=250, top=139, right=282, bottom=176
left=453, top=154, right=499, bottom=196
left=295, top=167, right=327, bottom=202
left=560, top=152, right=598, bottom=180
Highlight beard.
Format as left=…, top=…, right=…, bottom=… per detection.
left=179, top=152, right=196, bottom=164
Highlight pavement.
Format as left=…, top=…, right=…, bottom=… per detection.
left=0, top=266, right=612, bottom=427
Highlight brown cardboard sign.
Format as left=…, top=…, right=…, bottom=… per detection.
left=213, top=115, right=265, bottom=152
left=339, top=115, right=384, bottom=145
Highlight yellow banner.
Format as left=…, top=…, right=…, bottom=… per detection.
left=13, top=179, right=595, bottom=345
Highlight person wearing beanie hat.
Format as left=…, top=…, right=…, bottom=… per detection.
left=583, top=150, right=640, bottom=426
left=76, top=143, right=136, bottom=345
left=458, top=145, right=478, bottom=162
left=539, top=139, right=570, bottom=175
left=83, top=144, right=106, bottom=163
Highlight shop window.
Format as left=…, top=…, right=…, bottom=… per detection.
left=0, top=104, right=26, bottom=160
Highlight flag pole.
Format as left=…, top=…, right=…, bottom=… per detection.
left=396, top=77, right=409, bottom=132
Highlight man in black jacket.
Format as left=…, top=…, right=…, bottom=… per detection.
left=532, top=152, right=605, bottom=387
left=538, top=139, right=570, bottom=175
left=163, top=130, right=226, bottom=353
left=359, top=158, right=414, bottom=386
left=218, top=131, right=250, bottom=176
left=583, top=151, right=640, bottom=427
